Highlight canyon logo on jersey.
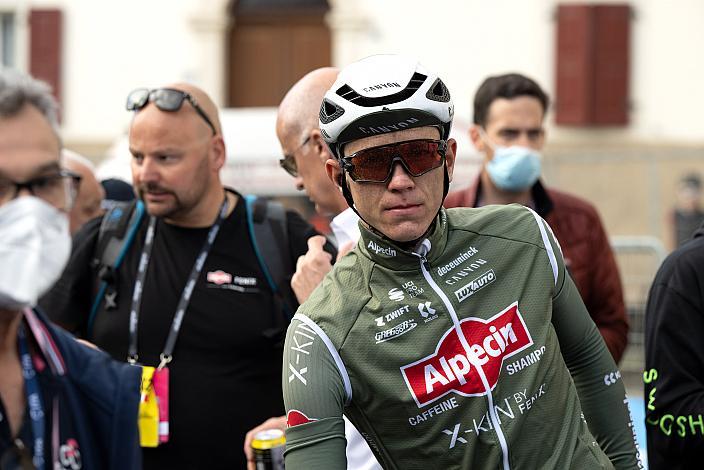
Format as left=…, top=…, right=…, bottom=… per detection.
left=400, top=302, right=533, bottom=407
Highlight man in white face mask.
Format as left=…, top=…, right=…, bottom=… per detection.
left=0, top=69, right=141, bottom=469
left=445, top=73, right=629, bottom=364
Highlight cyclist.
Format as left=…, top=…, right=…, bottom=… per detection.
left=282, top=54, right=641, bottom=469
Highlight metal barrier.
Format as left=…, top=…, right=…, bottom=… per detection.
left=610, top=236, right=667, bottom=374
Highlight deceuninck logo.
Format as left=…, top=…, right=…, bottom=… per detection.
left=400, top=302, right=533, bottom=408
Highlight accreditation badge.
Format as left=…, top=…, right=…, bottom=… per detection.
left=153, top=367, right=170, bottom=443
left=138, top=366, right=159, bottom=447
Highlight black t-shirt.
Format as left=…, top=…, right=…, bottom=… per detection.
left=41, top=191, right=334, bottom=470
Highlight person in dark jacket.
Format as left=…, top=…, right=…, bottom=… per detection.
left=0, top=69, right=141, bottom=469
left=444, top=73, right=628, bottom=363
left=644, top=220, right=704, bottom=469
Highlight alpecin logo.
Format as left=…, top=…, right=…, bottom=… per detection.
left=400, top=302, right=533, bottom=408
left=368, top=240, right=397, bottom=257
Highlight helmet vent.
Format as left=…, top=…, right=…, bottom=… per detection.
left=320, top=98, right=345, bottom=124
left=427, top=78, right=451, bottom=103
left=335, top=73, right=428, bottom=107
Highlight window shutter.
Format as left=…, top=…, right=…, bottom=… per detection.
left=555, top=4, right=630, bottom=126
left=29, top=9, right=63, bottom=115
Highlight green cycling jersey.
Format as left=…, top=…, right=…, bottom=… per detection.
left=282, top=205, right=641, bottom=469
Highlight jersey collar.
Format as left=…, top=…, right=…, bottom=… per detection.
left=358, top=208, right=449, bottom=270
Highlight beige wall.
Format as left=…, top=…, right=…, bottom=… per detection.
left=542, top=143, right=704, bottom=250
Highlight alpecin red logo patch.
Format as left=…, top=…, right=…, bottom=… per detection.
left=287, top=410, right=318, bottom=427
left=401, top=302, right=533, bottom=408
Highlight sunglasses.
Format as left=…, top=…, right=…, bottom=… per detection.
left=342, top=139, right=447, bottom=183
left=126, top=88, right=217, bottom=135
left=279, top=135, right=311, bottom=178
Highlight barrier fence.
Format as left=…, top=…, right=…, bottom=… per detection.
left=610, top=236, right=667, bottom=375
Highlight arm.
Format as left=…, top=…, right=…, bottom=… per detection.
left=644, top=256, right=704, bottom=463
left=552, top=273, right=641, bottom=469
left=584, top=216, right=628, bottom=363
left=282, top=317, right=347, bottom=469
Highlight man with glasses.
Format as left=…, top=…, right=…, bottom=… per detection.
left=42, top=82, right=333, bottom=469
left=244, top=67, right=381, bottom=470
left=281, top=55, right=641, bottom=469
left=0, top=69, right=141, bottom=469
left=444, top=73, right=629, bottom=364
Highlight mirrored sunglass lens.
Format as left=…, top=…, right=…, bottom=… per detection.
left=349, top=150, right=393, bottom=181
left=402, top=141, right=442, bottom=175
left=349, top=140, right=442, bottom=181
left=126, top=89, right=149, bottom=110
left=153, top=89, right=184, bottom=111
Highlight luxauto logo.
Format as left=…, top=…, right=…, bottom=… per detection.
left=368, top=240, right=397, bottom=257
left=400, top=302, right=533, bottom=408
left=454, top=270, right=496, bottom=303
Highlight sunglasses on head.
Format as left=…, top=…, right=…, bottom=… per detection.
left=126, top=88, right=217, bottom=135
left=342, top=139, right=447, bottom=183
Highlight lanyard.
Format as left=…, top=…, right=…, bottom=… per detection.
left=128, top=197, right=229, bottom=367
left=17, top=325, right=45, bottom=470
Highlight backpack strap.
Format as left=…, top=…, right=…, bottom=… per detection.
left=244, top=195, right=296, bottom=319
left=87, top=199, right=145, bottom=336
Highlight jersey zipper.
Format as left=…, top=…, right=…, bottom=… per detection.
left=413, top=240, right=511, bottom=470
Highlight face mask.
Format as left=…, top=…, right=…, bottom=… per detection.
left=0, top=197, right=71, bottom=309
left=484, top=141, right=542, bottom=192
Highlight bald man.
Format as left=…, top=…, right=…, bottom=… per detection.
left=41, top=84, right=333, bottom=469
left=62, top=149, right=105, bottom=234
left=243, top=69, right=381, bottom=470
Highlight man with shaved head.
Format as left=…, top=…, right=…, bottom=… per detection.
left=243, top=68, right=381, bottom=470
left=42, top=83, right=332, bottom=469
left=62, top=149, right=105, bottom=234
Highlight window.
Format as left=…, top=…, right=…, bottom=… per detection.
left=555, top=4, right=631, bottom=126
left=0, top=12, right=15, bottom=67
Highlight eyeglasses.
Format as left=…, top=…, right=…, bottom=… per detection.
left=279, top=135, right=311, bottom=178
left=0, top=170, right=81, bottom=211
left=342, top=139, right=447, bottom=183
left=126, top=88, right=217, bottom=135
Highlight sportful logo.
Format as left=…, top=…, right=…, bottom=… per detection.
left=400, top=303, right=533, bottom=408
left=388, top=288, right=405, bottom=302
left=454, top=270, right=496, bottom=303
left=368, top=240, right=397, bottom=257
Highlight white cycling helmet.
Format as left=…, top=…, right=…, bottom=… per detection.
left=319, top=54, right=454, bottom=159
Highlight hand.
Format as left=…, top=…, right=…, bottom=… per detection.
left=291, top=235, right=333, bottom=303
left=244, top=415, right=287, bottom=470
